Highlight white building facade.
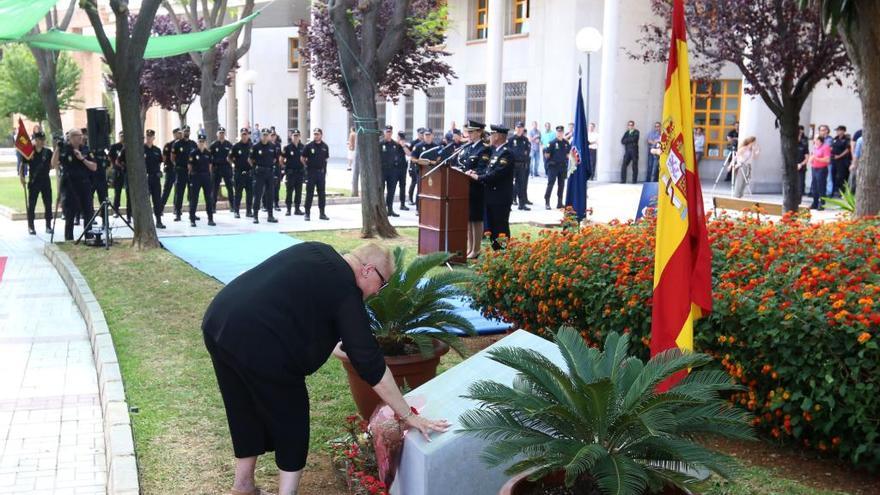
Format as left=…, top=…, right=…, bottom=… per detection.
left=179, top=0, right=863, bottom=192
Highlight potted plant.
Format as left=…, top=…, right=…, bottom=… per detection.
left=334, top=248, right=477, bottom=418
left=459, top=328, right=754, bottom=495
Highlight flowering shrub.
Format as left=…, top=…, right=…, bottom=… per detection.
left=329, top=415, right=388, bottom=495
left=471, top=211, right=880, bottom=467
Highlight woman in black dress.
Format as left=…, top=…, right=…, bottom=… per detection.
left=202, top=242, right=449, bottom=495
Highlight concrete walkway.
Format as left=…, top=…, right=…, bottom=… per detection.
left=0, top=223, right=106, bottom=495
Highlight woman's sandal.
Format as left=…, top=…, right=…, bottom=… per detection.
left=228, top=488, right=275, bottom=495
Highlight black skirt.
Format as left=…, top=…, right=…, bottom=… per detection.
left=468, top=181, right=485, bottom=222
left=205, top=334, right=310, bottom=472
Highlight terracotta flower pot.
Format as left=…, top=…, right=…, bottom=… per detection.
left=333, top=340, right=450, bottom=419
left=499, top=469, right=696, bottom=495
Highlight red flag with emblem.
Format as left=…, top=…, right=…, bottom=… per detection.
left=14, top=118, right=34, bottom=161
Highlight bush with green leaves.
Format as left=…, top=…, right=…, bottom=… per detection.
left=459, top=329, right=754, bottom=495
left=366, top=248, right=476, bottom=357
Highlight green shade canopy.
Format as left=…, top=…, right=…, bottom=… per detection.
left=0, top=0, right=58, bottom=40
left=19, top=11, right=260, bottom=58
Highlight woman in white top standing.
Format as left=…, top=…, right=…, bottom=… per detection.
left=730, top=136, right=759, bottom=198
left=693, top=127, right=706, bottom=167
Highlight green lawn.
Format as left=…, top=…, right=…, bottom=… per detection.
left=60, top=226, right=856, bottom=495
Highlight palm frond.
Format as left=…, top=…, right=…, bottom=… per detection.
left=591, top=453, right=649, bottom=495
left=622, top=349, right=712, bottom=413
left=555, top=327, right=602, bottom=384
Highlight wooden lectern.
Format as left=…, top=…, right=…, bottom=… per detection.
left=416, top=160, right=470, bottom=263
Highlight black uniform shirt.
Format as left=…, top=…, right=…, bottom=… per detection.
left=480, top=144, right=516, bottom=204
left=458, top=140, right=492, bottom=174
left=189, top=147, right=212, bottom=174
left=831, top=136, right=851, bottom=165
left=162, top=140, right=175, bottom=169
left=544, top=138, right=572, bottom=168
left=210, top=139, right=233, bottom=166
left=379, top=139, right=402, bottom=172
left=231, top=141, right=252, bottom=170
left=109, top=142, right=126, bottom=169
left=249, top=141, right=278, bottom=169
left=302, top=141, right=330, bottom=171
left=173, top=139, right=196, bottom=168
left=202, top=242, right=387, bottom=385
left=58, top=144, right=94, bottom=179
left=24, top=148, right=53, bottom=182
left=144, top=144, right=163, bottom=175
left=283, top=142, right=304, bottom=174
left=508, top=134, right=531, bottom=164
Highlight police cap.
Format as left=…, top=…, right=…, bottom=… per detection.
left=490, top=124, right=509, bottom=134
left=384, top=125, right=393, bottom=132
left=463, top=120, right=486, bottom=131
left=555, top=125, right=565, bottom=132
left=197, top=133, right=207, bottom=141
left=145, top=129, right=156, bottom=137
left=217, top=127, right=226, bottom=133
left=33, top=131, right=46, bottom=140
left=173, top=127, right=181, bottom=134
left=292, top=129, right=301, bottom=135
left=240, top=127, right=250, bottom=134
left=515, top=121, right=525, bottom=128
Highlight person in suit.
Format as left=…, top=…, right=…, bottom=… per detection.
left=467, top=124, right=515, bottom=250
left=620, top=121, right=640, bottom=183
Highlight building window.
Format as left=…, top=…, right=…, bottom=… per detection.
left=425, top=87, right=445, bottom=134
left=376, top=97, right=386, bottom=132
left=287, top=98, right=310, bottom=132
left=288, top=38, right=300, bottom=70
left=691, top=79, right=741, bottom=159
left=502, top=82, right=527, bottom=129
left=508, top=0, right=529, bottom=35
left=466, top=84, right=486, bottom=123
left=471, top=0, right=488, bottom=40
left=404, top=89, right=414, bottom=138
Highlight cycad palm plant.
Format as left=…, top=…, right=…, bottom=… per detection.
left=459, top=328, right=754, bottom=495
left=366, top=247, right=477, bottom=357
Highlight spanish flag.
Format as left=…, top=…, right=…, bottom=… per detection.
left=14, top=118, right=34, bottom=161
left=651, top=0, right=713, bottom=390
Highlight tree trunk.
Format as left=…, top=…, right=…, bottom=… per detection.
left=351, top=151, right=360, bottom=197
left=351, top=83, right=397, bottom=238
left=200, top=81, right=222, bottom=139
left=778, top=108, right=803, bottom=213
left=844, top=1, right=880, bottom=217
left=118, top=70, right=161, bottom=249
left=32, top=49, right=63, bottom=136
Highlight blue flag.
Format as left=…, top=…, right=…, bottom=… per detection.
left=565, top=77, right=590, bottom=221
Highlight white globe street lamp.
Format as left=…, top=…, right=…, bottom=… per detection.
left=575, top=27, right=603, bottom=125
left=241, top=70, right=258, bottom=129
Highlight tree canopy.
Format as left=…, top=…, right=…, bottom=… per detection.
left=0, top=43, right=81, bottom=125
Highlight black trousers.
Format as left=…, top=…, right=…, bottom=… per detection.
left=798, top=167, right=807, bottom=197
left=621, top=149, right=639, bottom=183
left=213, top=164, right=234, bottom=213
left=305, top=170, right=326, bottom=214
left=234, top=169, right=253, bottom=215
left=273, top=169, right=282, bottom=208
left=589, top=150, right=597, bottom=180
left=545, top=166, right=567, bottom=207
left=285, top=171, right=304, bottom=210
left=831, top=160, right=850, bottom=195
left=147, top=173, right=163, bottom=220
left=91, top=168, right=109, bottom=225
left=189, top=173, right=213, bottom=221
left=397, top=168, right=408, bottom=206
left=63, top=175, right=94, bottom=241
left=252, top=167, right=275, bottom=220
left=384, top=172, right=397, bottom=211
left=408, top=167, right=419, bottom=203
left=514, top=162, right=530, bottom=205
left=26, top=178, right=52, bottom=228
left=485, top=202, right=511, bottom=250
left=204, top=335, right=309, bottom=472
left=160, top=167, right=176, bottom=210
left=112, top=168, right=130, bottom=218
left=173, top=167, right=189, bottom=216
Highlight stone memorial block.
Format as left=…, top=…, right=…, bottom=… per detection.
left=390, top=330, right=567, bottom=495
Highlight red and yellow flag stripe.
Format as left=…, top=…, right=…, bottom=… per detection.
left=651, top=0, right=713, bottom=390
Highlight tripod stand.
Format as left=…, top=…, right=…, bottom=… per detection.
left=75, top=197, right=133, bottom=249
left=711, top=149, right=752, bottom=197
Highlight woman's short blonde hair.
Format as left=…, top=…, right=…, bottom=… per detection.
left=740, top=136, right=757, bottom=148
left=350, top=242, right=394, bottom=280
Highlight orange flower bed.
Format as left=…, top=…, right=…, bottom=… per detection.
left=471, top=212, right=880, bottom=467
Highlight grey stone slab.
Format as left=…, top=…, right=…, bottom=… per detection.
left=390, top=330, right=566, bottom=495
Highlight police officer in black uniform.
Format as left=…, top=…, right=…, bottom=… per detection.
left=52, top=128, right=97, bottom=241
left=466, top=124, right=515, bottom=250
left=160, top=127, right=182, bottom=212
left=19, top=131, right=54, bottom=235
left=230, top=128, right=253, bottom=218
left=407, top=128, right=425, bottom=205
left=508, top=121, right=531, bottom=210
left=302, top=128, right=330, bottom=222
left=620, top=121, right=640, bottom=184
left=90, top=139, right=110, bottom=227
left=283, top=129, right=305, bottom=216
left=396, top=131, right=410, bottom=211
left=109, top=131, right=130, bottom=221
left=188, top=134, right=216, bottom=227
left=379, top=125, right=404, bottom=217
left=271, top=129, right=283, bottom=211
left=543, top=125, right=571, bottom=210
left=249, top=129, right=279, bottom=224
left=210, top=127, right=234, bottom=214
left=143, top=130, right=166, bottom=229
left=171, top=125, right=197, bottom=221
left=458, top=120, right=491, bottom=259
left=439, top=128, right=464, bottom=162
